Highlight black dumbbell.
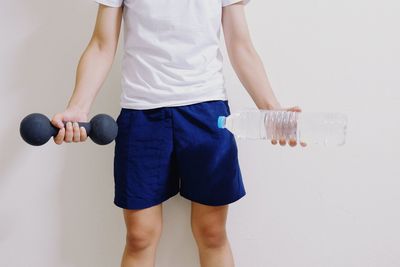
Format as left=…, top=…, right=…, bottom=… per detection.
left=20, top=113, right=118, bottom=146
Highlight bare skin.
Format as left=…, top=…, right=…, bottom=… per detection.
left=222, top=3, right=307, bottom=147
left=191, top=203, right=234, bottom=267
left=51, top=1, right=306, bottom=267
left=120, top=202, right=232, bottom=267
left=51, top=4, right=123, bottom=142
left=121, top=205, right=163, bottom=267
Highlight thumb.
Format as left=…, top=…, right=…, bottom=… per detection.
left=51, top=114, right=65, bottom=129
left=287, top=106, right=302, bottom=112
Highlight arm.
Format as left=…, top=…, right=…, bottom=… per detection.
left=51, top=4, right=123, bottom=144
left=222, top=3, right=281, bottom=110
left=67, top=4, right=123, bottom=114
left=222, top=3, right=304, bottom=146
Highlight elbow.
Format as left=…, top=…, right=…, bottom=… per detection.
left=90, top=37, right=118, bottom=57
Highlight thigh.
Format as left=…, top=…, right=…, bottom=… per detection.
left=123, top=204, right=163, bottom=234
left=191, top=201, right=229, bottom=230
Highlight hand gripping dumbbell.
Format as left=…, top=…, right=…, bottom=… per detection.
left=20, top=113, right=118, bottom=146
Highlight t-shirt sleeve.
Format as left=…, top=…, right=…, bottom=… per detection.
left=222, top=0, right=250, bottom=7
left=93, top=0, right=123, bottom=7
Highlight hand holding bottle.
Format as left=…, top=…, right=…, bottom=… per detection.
left=267, top=106, right=307, bottom=147
left=217, top=107, right=347, bottom=147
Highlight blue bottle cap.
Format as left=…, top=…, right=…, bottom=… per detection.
left=217, top=116, right=226, bottom=129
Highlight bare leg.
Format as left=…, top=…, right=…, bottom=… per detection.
left=120, top=204, right=163, bottom=267
left=191, top=202, right=235, bottom=267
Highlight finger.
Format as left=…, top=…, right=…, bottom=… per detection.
left=288, top=106, right=302, bottom=112
left=72, top=122, right=80, bottom=142
left=271, top=118, right=279, bottom=145
left=279, top=138, right=286, bottom=146
left=51, top=114, right=65, bottom=129
left=289, top=138, right=297, bottom=147
left=64, top=122, right=73, bottom=143
left=53, top=127, right=65, bottom=145
left=288, top=112, right=298, bottom=147
left=80, top=127, right=88, bottom=142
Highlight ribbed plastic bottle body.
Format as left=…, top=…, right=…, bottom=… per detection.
left=220, top=110, right=347, bottom=146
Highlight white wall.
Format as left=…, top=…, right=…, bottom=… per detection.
left=1, top=0, right=399, bottom=266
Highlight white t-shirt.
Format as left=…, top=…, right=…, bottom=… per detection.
left=93, top=0, right=250, bottom=110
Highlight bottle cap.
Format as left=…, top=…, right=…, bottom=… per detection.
left=217, top=116, right=226, bottom=129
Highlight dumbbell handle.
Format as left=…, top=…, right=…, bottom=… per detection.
left=50, top=121, right=92, bottom=136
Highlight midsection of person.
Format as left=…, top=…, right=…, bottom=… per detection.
left=120, top=0, right=227, bottom=109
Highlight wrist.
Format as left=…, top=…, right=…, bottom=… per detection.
left=257, top=100, right=282, bottom=110
left=66, top=103, right=90, bottom=116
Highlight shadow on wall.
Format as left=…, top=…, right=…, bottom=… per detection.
left=3, top=0, right=198, bottom=266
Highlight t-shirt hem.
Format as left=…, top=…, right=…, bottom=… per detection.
left=120, top=96, right=229, bottom=110
left=93, top=0, right=123, bottom=7
left=222, top=0, right=250, bottom=7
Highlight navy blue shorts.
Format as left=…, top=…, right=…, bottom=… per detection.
left=113, top=100, right=246, bottom=209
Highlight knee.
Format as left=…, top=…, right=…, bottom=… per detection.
left=125, top=224, right=161, bottom=253
left=192, top=223, right=228, bottom=249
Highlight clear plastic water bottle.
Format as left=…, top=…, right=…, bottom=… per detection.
left=217, top=110, right=348, bottom=146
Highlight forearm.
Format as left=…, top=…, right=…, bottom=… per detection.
left=227, top=42, right=282, bottom=110
left=67, top=41, right=116, bottom=115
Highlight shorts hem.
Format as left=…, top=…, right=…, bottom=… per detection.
left=179, top=191, right=246, bottom=206
left=114, top=190, right=179, bottom=210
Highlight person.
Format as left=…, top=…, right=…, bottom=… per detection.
left=51, top=0, right=305, bottom=266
